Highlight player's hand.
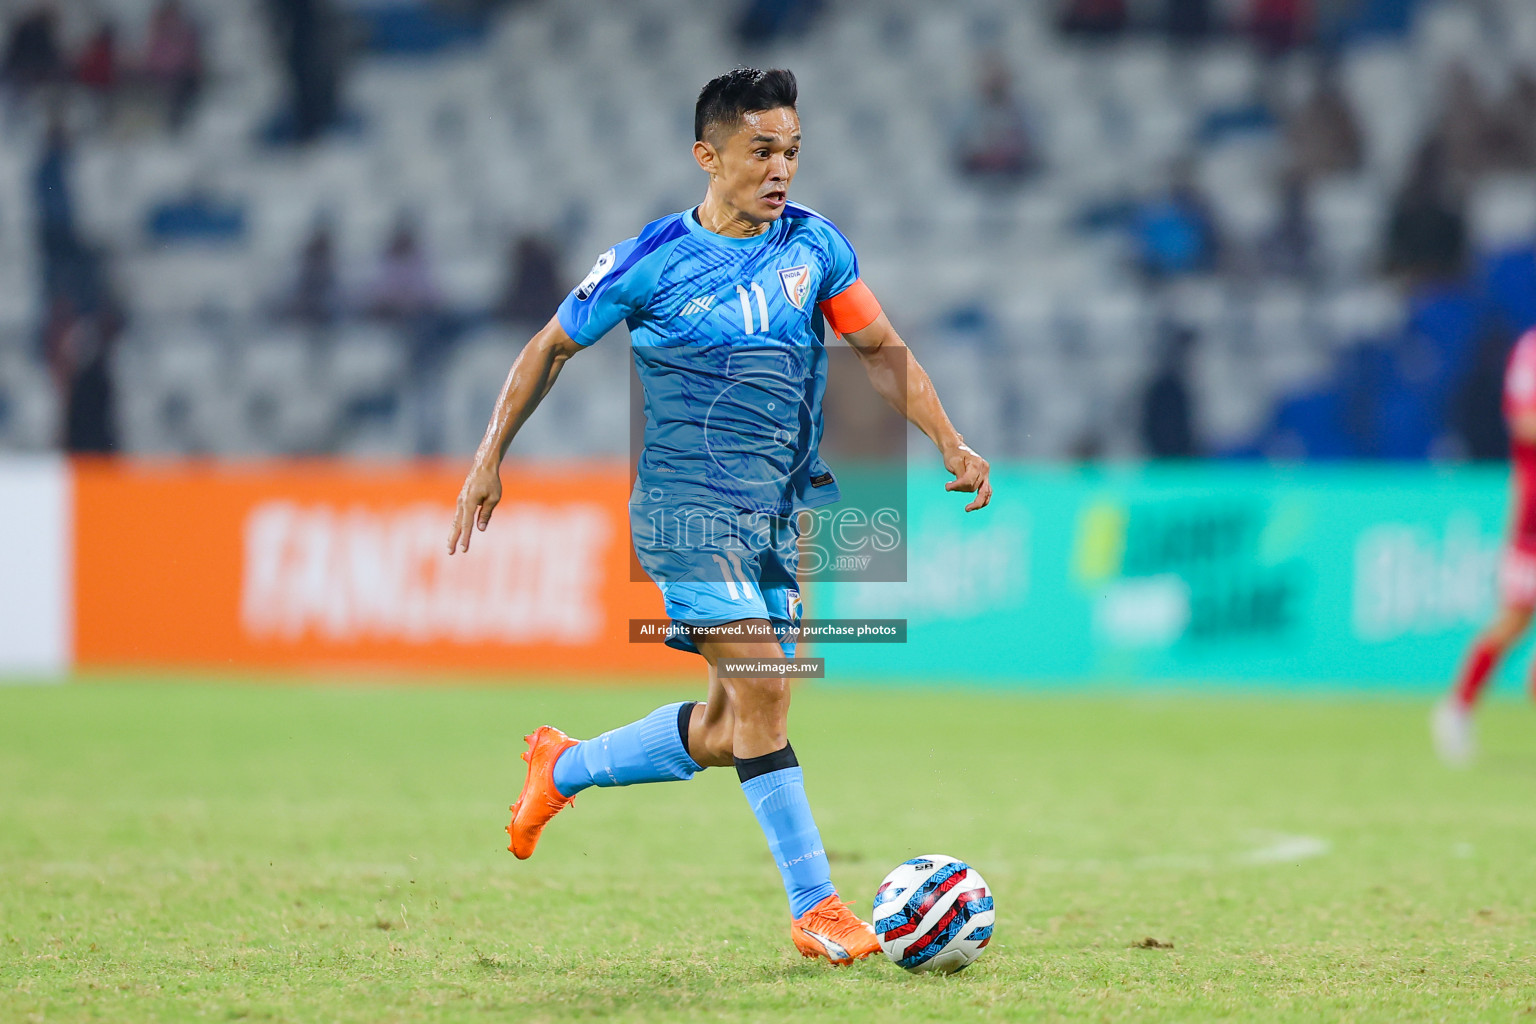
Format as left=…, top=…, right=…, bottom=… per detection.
left=943, top=442, right=992, bottom=512
left=448, top=462, right=502, bottom=554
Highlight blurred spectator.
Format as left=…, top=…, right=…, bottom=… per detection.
left=143, top=0, right=204, bottom=132
left=1431, top=64, right=1503, bottom=192
left=46, top=296, right=124, bottom=454
left=284, top=221, right=341, bottom=327
left=735, top=0, right=824, bottom=48
left=34, top=118, right=95, bottom=312
left=954, top=57, right=1039, bottom=184
left=365, top=215, right=442, bottom=324
left=1140, top=327, right=1198, bottom=458
left=1165, top=0, right=1213, bottom=47
left=74, top=22, right=119, bottom=96
left=1133, top=162, right=1220, bottom=279
left=2, top=5, right=63, bottom=102
left=1058, top=0, right=1127, bottom=38
left=1491, top=68, right=1536, bottom=170
left=33, top=117, right=75, bottom=230
left=74, top=21, right=119, bottom=132
left=267, top=0, right=344, bottom=143
left=1264, top=170, right=1315, bottom=280
left=1425, top=62, right=1536, bottom=185
left=1284, top=64, right=1362, bottom=180
left=495, top=234, right=564, bottom=324
left=365, top=214, right=452, bottom=454
left=1383, top=142, right=1466, bottom=284
left=1485, top=67, right=1536, bottom=174
left=1250, top=0, right=1313, bottom=56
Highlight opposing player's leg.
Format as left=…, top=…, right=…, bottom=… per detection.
left=1436, top=545, right=1536, bottom=764
left=692, top=623, right=879, bottom=966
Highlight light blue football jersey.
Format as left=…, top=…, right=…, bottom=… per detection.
left=557, top=203, right=860, bottom=516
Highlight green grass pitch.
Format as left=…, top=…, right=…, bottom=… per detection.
left=3, top=678, right=1535, bottom=1022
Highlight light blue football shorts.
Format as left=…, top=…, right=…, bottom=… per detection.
left=630, top=502, right=803, bottom=658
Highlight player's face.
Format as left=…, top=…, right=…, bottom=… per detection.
left=698, top=107, right=801, bottom=224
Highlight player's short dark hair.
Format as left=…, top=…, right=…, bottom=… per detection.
left=694, top=68, right=798, bottom=142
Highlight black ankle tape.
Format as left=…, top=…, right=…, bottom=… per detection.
left=676, top=701, right=699, bottom=753
left=734, top=742, right=798, bottom=783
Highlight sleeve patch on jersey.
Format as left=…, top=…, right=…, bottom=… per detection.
left=819, top=279, right=881, bottom=335
left=575, top=247, right=616, bottom=300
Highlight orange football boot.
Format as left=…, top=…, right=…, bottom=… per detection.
left=790, top=895, right=882, bottom=965
left=505, top=726, right=579, bottom=860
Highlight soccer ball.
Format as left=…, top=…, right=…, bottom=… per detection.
left=871, top=855, right=994, bottom=974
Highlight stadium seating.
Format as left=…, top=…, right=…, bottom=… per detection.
left=0, top=0, right=1532, bottom=458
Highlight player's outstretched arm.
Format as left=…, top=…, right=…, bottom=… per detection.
left=1513, top=411, right=1536, bottom=446
left=448, top=316, right=585, bottom=553
left=842, top=312, right=992, bottom=512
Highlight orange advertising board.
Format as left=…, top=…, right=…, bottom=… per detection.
left=72, top=459, right=677, bottom=675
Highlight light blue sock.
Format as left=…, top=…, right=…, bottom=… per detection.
left=551, top=702, right=703, bottom=798
left=740, top=766, right=838, bottom=917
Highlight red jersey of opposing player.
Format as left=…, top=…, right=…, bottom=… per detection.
left=1500, top=328, right=1536, bottom=606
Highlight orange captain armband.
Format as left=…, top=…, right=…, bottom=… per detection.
left=818, top=279, right=882, bottom=336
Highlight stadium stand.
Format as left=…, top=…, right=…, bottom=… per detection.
left=0, top=0, right=1532, bottom=461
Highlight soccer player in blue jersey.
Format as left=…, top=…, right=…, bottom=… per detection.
left=447, top=68, right=992, bottom=964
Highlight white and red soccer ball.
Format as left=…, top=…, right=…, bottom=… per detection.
left=872, top=855, right=994, bottom=974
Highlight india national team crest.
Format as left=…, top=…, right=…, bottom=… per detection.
left=778, top=265, right=812, bottom=310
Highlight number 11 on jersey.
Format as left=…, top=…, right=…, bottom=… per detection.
left=736, top=283, right=770, bottom=335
